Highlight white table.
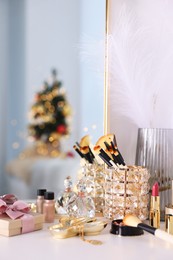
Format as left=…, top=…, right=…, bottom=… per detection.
left=1, top=220, right=173, bottom=260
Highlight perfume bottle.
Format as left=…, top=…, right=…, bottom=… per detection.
left=66, top=179, right=95, bottom=218
left=55, top=176, right=77, bottom=215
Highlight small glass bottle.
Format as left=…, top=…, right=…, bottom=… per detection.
left=43, top=191, right=55, bottom=223
left=66, top=179, right=95, bottom=218
left=55, top=176, right=77, bottom=215
left=36, top=189, right=47, bottom=214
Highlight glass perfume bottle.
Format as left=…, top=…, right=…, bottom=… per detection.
left=78, top=162, right=105, bottom=214
left=66, top=179, right=95, bottom=218
left=55, top=176, right=77, bottom=215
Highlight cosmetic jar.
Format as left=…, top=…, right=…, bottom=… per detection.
left=110, top=219, right=144, bottom=236
left=36, top=189, right=47, bottom=214
left=43, top=191, right=55, bottom=223
left=165, top=205, right=173, bottom=235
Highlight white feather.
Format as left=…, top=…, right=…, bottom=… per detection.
left=109, top=2, right=173, bottom=128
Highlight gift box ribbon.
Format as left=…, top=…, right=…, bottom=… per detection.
left=0, top=199, right=34, bottom=233
left=0, top=194, right=18, bottom=205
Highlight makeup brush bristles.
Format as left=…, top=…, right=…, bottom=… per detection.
left=74, top=133, right=125, bottom=168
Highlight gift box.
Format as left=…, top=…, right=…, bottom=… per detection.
left=0, top=212, right=44, bottom=237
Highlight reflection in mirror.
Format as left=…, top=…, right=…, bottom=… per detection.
left=107, top=0, right=173, bottom=165
left=0, top=0, right=105, bottom=198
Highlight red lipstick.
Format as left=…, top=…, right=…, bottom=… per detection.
left=149, top=182, right=160, bottom=228
left=152, top=182, right=159, bottom=196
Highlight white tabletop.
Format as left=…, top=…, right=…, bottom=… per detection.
left=1, top=220, right=173, bottom=260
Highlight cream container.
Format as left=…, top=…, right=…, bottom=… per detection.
left=165, top=205, right=173, bottom=235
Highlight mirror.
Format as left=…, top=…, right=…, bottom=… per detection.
left=106, top=0, right=173, bottom=165
left=0, top=0, right=105, bottom=198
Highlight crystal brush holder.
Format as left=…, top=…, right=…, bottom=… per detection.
left=104, top=166, right=150, bottom=220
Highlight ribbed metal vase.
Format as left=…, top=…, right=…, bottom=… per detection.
left=135, top=128, right=173, bottom=220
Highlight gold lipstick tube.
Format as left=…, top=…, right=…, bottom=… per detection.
left=149, top=196, right=160, bottom=228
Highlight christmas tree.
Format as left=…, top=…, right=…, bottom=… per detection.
left=28, top=69, right=72, bottom=157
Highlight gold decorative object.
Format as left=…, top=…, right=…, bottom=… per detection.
left=104, top=166, right=150, bottom=220
left=49, top=216, right=107, bottom=245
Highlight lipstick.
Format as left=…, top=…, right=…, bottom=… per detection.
left=149, top=182, right=160, bottom=228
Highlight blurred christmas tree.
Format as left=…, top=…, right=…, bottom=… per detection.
left=27, top=69, right=72, bottom=157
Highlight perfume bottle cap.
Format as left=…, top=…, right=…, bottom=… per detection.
left=76, top=179, right=87, bottom=193
left=165, top=205, right=173, bottom=215
left=64, top=176, right=73, bottom=189
left=44, top=191, right=54, bottom=200
left=37, top=189, right=47, bottom=196
left=165, top=205, right=173, bottom=235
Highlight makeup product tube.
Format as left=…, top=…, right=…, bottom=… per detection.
left=43, top=191, right=55, bottom=223
left=149, top=182, right=160, bottom=228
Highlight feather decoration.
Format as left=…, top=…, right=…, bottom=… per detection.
left=108, top=2, right=173, bottom=128
left=78, top=2, right=173, bottom=129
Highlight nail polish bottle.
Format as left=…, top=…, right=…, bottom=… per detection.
left=36, top=189, right=47, bottom=214
left=43, top=191, right=55, bottom=223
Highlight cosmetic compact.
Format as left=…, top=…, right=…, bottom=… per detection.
left=110, top=219, right=144, bottom=236
left=165, top=205, right=173, bottom=235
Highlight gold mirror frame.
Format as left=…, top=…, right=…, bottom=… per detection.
left=103, top=0, right=173, bottom=165
left=104, top=0, right=110, bottom=135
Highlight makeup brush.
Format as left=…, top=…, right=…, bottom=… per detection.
left=88, top=146, right=95, bottom=161
left=116, top=149, right=126, bottom=165
left=108, top=149, right=121, bottom=165
left=75, top=142, right=81, bottom=148
left=123, top=214, right=173, bottom=244
left=110, top=141, right=126, bottom=165
left=80, top=146, right=94, bottom=164
left=93, top=145, right=113, bottom=167
left=73, top=145, right=84, bottom=158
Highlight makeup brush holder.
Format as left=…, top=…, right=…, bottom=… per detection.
left=104, top=166, right=150, bottom=220
left=78, top=162, right=105, bottom=215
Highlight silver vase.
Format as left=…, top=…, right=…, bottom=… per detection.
left=135, top=128, right=173, bottom=220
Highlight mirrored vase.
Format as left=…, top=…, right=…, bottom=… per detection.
left=135, top=128, right=173, bottom=220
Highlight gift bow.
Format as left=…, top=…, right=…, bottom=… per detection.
left=0, top=199, right=30, bottom=219
left=0, top=194, right=18, bottom=205
left=0, top=199, right=34, bottom=234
